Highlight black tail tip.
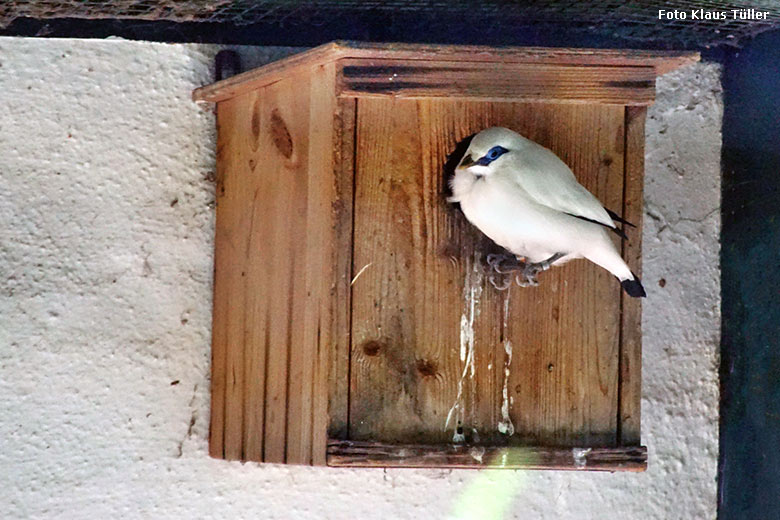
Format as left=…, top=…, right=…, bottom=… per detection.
left=621, top=275, right=646, bottom=298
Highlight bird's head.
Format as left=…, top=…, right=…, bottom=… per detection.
left=456, top=127, right=524, bottom=177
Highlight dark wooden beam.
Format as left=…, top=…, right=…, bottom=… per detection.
left=327, top=440, right=647, bottom=471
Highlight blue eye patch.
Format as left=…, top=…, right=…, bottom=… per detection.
left=475, top=145, right=508, bottom=166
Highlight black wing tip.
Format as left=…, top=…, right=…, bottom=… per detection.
left=621, top=274, right=646, bottom=298
left=606, top=208, right=637, bottom=228
left=566, top=212, right=629, bottom=239
left=614, top=227, right=629, bottom=240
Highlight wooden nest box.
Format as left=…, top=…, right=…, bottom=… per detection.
left=194, top=41, right=698, bottom=471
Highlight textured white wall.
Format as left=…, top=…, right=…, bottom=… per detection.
left=0, top=37, right=720, bottom=519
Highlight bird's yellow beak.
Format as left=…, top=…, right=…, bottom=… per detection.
left=457, top=154, right=474, bottom=170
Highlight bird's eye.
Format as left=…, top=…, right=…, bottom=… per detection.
left=472, top=145, right=508, bottom=167
left=487, top=146, right=507, bottom=160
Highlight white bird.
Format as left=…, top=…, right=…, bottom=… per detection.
left=448, top=127, right=645, bottom=297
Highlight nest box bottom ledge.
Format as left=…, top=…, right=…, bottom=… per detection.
left=326, top=439, right=647, bottom=471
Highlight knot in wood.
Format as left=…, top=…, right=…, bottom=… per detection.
left=416, top=358, right=438, bottom=378
left=270, top=109, right=293, bottom=159
left=362, top=340, right=384, bottom=357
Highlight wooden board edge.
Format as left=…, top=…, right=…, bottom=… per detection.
left=193, top=42, right=342, bottom=103
left=210, top=93, right=253, bottom=462
left=323, top=96, right=357, bottom=447
left=335, top=59, right=656, bottom=105
left=337, top=41, right=698, bottom=73
left=194, top=40, right=697, bottom=103
left=306, top=62, right=340, bottom=466
left=279, top=69, right=317, bottom=465
left=327, top=440, right=647, bottom=472
left=617, top=106, right=646, bottom=446
left=207, top=101, right=230, bottom=460
left=337, top=39, right=694, bottom=56
left=653, top=53, right=700, bottom=75
left=338, top=92, right=655, bottom=106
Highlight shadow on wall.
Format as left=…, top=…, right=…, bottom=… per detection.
left=719, top=27, right=780, bottom=520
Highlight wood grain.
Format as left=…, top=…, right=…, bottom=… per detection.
left=239, top=89, right=272, bottom=463
left=263, top=72, right=313, bottom=465
left=325, top=97, right=356, bottom=443
left=241, top=75, right=307, bottom=464
left=349, top=100, right=626, bottom=448
left=488, top=104, right=625, bottom=448
left=194, top=41, right=698, bottom=103
left=618, top=106, right=646, bottom=446
left=209, top=68, right=342, bottom=464
left=349, top=97, right=430, bottom=442
left=332, top=41, right=698, bottom=75
left=338, top=58, right=656, bottom=105
left=210, top=94, right=244, bottom=459
left=327, top=440, right=647, bottom=471
left=349, top=98, right=504, bottom=444
left=301, top=62, right=342, bottom=465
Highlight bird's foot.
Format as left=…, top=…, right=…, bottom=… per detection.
left=486, top=253, right=564, bottom=289
left=487, top=253, right=525, bottom=289
left=487, top=253, right=526, bottom=290
left=486, top=253, right=526, bottom=274
left=514, top=253, right=566, bottom=288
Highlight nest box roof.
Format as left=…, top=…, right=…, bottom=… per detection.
left=193, top=40, right=699, bottom=103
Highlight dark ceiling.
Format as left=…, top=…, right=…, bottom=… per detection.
left=2, top=1, right=780, bottom=49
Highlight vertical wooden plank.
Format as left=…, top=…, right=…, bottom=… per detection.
left=619, top=106, right=646, bottom=446
left=350, top=98, right=424, bottom=442
left=349, top=98, right=504, bottom=444
left=323, top=97, right=356, bottom=445
left=241, top=90, right=272, bottom=462
left=494, top=103, right=625, bottom=447
left=211, top=94, right=256, bottom=461
left=210, top=98, right=240, bottom=459
left=299, top=62, right=340, bottom=465
left=254, top=73, right=312, bottom=464
left=269, top=70, right=314, bottom=465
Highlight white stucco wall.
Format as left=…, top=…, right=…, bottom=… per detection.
left=0, top=37, right=721, bottom=519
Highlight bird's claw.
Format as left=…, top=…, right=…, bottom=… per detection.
left=489, top=274, right=513, bottom=291
left=515, top=272, right=539, bottom=287
left=486, top=253, right=524, bottom=274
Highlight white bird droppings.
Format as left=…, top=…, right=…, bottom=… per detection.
left=572, top=447, right=592, bottom=469
left=498, top=340, right=515, bottom=436
left=452, top=429, right=466, bottom=444
left=446, top=252, right=483, bottom=432
left=469, top=446, right=486, bottom=464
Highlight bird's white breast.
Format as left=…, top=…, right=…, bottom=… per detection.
left=455, top=173, right=568, bottom=262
